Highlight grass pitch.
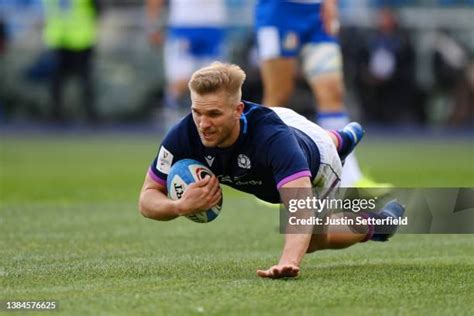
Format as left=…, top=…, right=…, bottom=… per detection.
left=1, top=131, right=473, bottom=315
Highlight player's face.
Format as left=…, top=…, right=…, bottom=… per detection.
left=191, top=90, right=244, bottom=148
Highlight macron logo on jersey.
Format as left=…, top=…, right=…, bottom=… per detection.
left=205, top=155, right=215, bottom=167
left=157, top=146, right=173, bottom=174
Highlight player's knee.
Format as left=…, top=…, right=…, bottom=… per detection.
left=306, top=244, right=318, bottom=253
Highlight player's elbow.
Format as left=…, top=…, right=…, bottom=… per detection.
left=138, top=201, right=163, bottom=220
left=138, top=194, right=154, bottom=219
left=138, top=198, right=151, bottom=218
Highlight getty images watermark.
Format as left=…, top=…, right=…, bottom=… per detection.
left=279, top=188, right=474, bottom=234
left=287, top=196, right=407, bottom=226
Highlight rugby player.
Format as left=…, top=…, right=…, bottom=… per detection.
left=139, top=63, right=405, bottom=279
left=255, top=0, right=382, bottom=187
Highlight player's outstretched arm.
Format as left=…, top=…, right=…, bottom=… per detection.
left=139, top=174, right=221, bottom=221
left=257, top=177, right=314, bottom=279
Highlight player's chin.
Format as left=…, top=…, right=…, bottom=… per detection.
left=200, top=137, right=217, bottom=147
left=199, top=135, right=218, bottom=147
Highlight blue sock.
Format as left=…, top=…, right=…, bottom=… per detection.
left=330, top=129, right=354, bottom=159
left=317, top=111, right=349, bottom=130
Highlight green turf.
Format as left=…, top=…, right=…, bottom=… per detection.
left=1, top=133, right=473, bottom=315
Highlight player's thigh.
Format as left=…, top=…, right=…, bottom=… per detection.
left=255, top=20, right=299, bottom=105
left=260, top=58, right=298, bottom=105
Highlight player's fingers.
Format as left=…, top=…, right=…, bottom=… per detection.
left=203, top=177, right=219, bottom=198
left=208, top=175, right=219, bottom=190
left=281, top=265, right=299, bottom=278
left=209, top=191, right=221, bottom=208
left=194, top=176, right=211, bottom=187
left=279, top=265, right=291, bottom=276
left=257, top=267, right=299, bottom=279
left=257, top=269, right=274, bottom=278
left=256, top=269, right=272, bottom=278
left=204, top=175, right=214, bottom=189
left=270, top=267, right=280, bottom=279
left=209, top=179, right=221, bottom=197
left=281, top=266, right=297, bottom=277
left=290, top=266, right=300, bottom=276
left=265, top=265, right=299, bottom=279
left=199, top=176, right=215, bottom=194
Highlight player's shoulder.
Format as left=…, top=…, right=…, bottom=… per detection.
left=242, top=101, right=292, bottom=140
left=242, top=101, right=284, bottom=125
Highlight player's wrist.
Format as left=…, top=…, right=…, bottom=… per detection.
left=173, top=200, right=202, bottom=217
left=278, top=257, right=300, bottom=267
left=173, top=199, right=187, bottom=217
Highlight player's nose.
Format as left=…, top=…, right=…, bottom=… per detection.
left=199, top=116, right=212, bottom=129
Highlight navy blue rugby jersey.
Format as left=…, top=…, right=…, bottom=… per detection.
left=148, top=101, right=320, bottom=203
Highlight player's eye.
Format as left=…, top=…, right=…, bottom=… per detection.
left=208, top=111, right=222, bottom=118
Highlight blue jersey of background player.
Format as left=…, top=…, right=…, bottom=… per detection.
left=148, top=100, right=321, bottom=204
left=254, top=0, right=383, bottom=189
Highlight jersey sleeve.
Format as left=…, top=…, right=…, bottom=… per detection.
left=148, top=126, right=184, bottom=187
left=264, top=128, right=312, bottom=189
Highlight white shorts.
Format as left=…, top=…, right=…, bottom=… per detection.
left=164, top=27, right=225, bottom=83
left=270, top=107, right=342, bottom=198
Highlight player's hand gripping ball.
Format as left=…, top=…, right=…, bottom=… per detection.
left=167, top=159, right=222, bottom=223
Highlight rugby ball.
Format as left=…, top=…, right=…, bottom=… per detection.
left=166, top=159, right=222, bottom=223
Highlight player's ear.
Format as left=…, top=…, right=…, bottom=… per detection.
left=234, top=102, right=244, bottom=119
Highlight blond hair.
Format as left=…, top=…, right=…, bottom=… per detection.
left=188, top=62, right=246, bottom=103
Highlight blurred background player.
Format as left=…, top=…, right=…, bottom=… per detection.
left=0, top=17, right=6, bottom=55
left=254, top=0, right=382, bottom=187
left=354, top=7, right=424, bottom=125
left=1, top=1, right=472, bottom=128
left=432, top=28, right=474, bottom=127
left=42, top=0, right=102, bottom=124
left=146, top=0, right=228, bottom=132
